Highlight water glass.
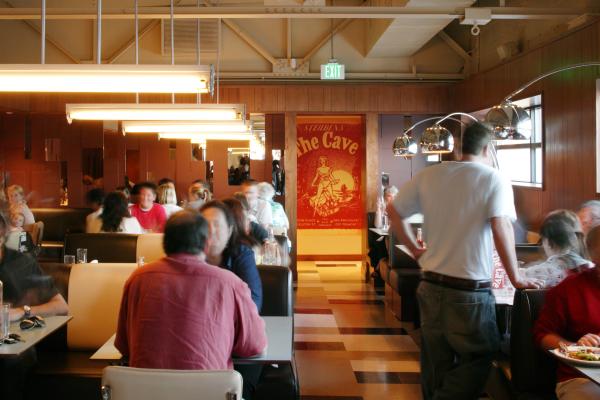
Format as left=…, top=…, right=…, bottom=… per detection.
left=63, top=255, right=76, bottom=264
left=382, top=214, right=389, bottom=231
left=1, top=303, right=10, bottom=340
left=76, top=248, right=88, bottom=264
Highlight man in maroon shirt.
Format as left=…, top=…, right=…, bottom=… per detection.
left=115, top=210, right=267, bottom=391
left=129, top=182, right=167, bottom=233
left=534, top=224, right=600, bottom=399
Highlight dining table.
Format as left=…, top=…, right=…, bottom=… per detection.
left=91, top=316, right=293, bottom=364
left=0, top=315, right=72, bottom=358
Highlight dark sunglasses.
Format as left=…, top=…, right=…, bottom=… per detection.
left=0, top=333, right=23, bottom=345
left=19, top=315, right=46, bottom=330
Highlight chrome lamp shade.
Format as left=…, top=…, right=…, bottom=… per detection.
left=420, top=125, right=454, bottom=154
left=392, top=134, right=418, bottom=157
left=484, top=101, right=531, bottom=140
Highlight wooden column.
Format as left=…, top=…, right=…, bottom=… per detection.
left=284, top=112, right=297, bottom=281
left=365, top=113, right=380, bottom=212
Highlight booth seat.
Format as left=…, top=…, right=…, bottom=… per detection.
left=28, top=262, right=297, bottom=400
left=31, top=208, right=91, bottom=245
left=64, top=233, right=166, bottom=264
left=486, top=289, right=557, bottom=400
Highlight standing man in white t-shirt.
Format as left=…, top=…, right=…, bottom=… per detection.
left=241, top=179, right=273, bottom=230
left=388, top=122, right=542, bottom=400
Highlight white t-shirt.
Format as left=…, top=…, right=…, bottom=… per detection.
left=393, top=161, right=516, bottom=281
left=250, top=199, right=273, bottom=229
left=161, top=203, right=183, bottom=218
left=87, top=215, right=144, bottom=234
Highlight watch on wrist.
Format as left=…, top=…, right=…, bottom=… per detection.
left=23, top=305, right=31, bottom=318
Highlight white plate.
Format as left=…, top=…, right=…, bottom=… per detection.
left=550, top=346, right=600, bottom=368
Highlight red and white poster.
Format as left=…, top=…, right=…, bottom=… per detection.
left=296, top=115, right=364, bottom=229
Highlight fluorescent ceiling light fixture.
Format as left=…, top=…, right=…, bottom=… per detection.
left=65, top=103, right=245, bottom=123
left=123, top=120, right=250, bottom=134
left=0, top=64, right=213, bottom=94
left=159, top=133, right=252, bottom=141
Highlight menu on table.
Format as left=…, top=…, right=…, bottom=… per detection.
left=492, top=249, right=515, bottom=305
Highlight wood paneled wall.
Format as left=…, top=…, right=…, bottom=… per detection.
left=454, top=20, right=600, bottom=229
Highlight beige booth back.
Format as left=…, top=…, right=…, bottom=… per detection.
left=67, top=263, right=137, bottom=350
left=136, top=234, right=166, bottom=264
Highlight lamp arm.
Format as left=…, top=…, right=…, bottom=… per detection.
left=504, top=61, right=600, bottom=102
left=436, top=112, right=478, bottom=125
left=404, top=116, right=466, bottom=135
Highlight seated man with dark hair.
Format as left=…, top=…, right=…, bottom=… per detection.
left=534, top=224, right=600, bottom=400
left=0, top=214, right=69, bottom=399
left=85, top=188, right=105, bottom=233
left=115, top=210, right=267, bottom=395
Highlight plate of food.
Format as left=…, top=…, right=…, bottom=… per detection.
left=550, top=345, right=600, bottom=367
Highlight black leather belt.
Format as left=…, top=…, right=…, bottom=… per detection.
left=422, top=271, right=491, bottom=291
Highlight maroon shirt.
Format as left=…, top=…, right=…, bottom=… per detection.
left=115, top=254, right=267, bottom=370
left=129, top=204, right=167, bottom=233
left=533, top=268, right=600, bottom=382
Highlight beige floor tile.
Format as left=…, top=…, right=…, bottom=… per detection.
left=342, top=335, right=419, bottom=352
left=295, top=351, right=361, bottom=397
left=359, top=383, right=423, bottom=400
left=294, top=314, right=338, bottom=328
left=350, top=360, right=421, bottom=373
left=331, top=304, right=404, bottom=328
left=294, top=333, right=344, bottom=342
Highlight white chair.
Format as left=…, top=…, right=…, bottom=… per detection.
left=101, top=367, right=243, bottom=400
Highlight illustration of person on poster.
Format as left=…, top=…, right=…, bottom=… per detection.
left=296, top=115, right=364, bottom=229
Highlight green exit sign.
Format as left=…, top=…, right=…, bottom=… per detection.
left=320, top=62, right=345, bottom=80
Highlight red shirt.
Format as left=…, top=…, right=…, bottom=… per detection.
left=129, top=204, right=167, bottom=233
left=533, top=268, right=600, bottom=382
left=115, top=254, right=267, bottom=370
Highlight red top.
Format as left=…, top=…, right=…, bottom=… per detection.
left=115, top=254, right=267, bottom=370
left=533, top=268, right=600, bottom=382
left=129, top=204, right=167, bottom=233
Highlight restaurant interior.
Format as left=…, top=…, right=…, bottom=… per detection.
left=0, top=1, right=599, bottom=399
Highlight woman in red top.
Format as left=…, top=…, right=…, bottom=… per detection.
left=534, top=225, right=600, bottom=400
left=128, top=182, right=167, bottom=233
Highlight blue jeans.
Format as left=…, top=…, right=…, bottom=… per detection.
left=417, top=280, right=500, bottom=400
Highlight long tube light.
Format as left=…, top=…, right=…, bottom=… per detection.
left=159, top=133, right=252, bottom=141
left=66, top=103, right=245, bottom=123
left=123, top=120, right=250, bottom=134
left=0, top=64, right=212, bottom=94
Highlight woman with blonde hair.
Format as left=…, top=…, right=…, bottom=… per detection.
left=186, top=182, right=211, bottom=211
left=7, top=185, right=35, bottom=227
left=157, top=184, right=182, bottom=218
left=521, top=209, right=592, bottom=288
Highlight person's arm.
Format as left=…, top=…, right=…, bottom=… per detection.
left=491, top=216, right=542, bottom=289
left=233, top=248, right=263, bottom=312
left=387, top=203, right=425, bottom=259
left=10, top=293, right=68, bottom=322
left=231, top=282, right=267, bottom=358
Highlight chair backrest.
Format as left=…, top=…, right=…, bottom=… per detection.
left=64, top=233, right=139, bottom=263
left=257, top=265, right=292, bottom=316
left=67, top=263, right=137, bottom=350
left=510, top=289, right=556, bottom=396
left=136, top=233, right=165, bottom=264
left=101, top=367, right=242, bottom=400
left=31, top=207, right=91, bottom=242
left=31, top=221, right=44, bottom=246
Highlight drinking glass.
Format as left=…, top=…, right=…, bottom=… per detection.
left=1, top=304, right=10, bottom=340
left=137, top=256, right=145, bottom=267
left=76, top=248, right=88, bottom=264
left=63, top=255, right=76, bottom=264
left=382, top=214, right=389, bottom=231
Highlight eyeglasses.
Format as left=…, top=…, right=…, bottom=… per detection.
left=19, top=315, right=46, bottom=330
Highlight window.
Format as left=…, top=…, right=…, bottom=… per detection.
left=475, top=95, right=543, bottom=187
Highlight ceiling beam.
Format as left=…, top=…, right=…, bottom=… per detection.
left=1, top=0, right=80, bottom=63
left=218, top=71, right=465, bottom=81
left=222, top=19, right=277, bottom=65
left=0, top=6, right=591, bottom=20
left=298, top=19, right=353, bottom=68
left=437, top=31, right=470, bottom=62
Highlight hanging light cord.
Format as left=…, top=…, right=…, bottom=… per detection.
left=217, top=18, right=221, bottom=104
left=40, top=0, right=46, bottom=64
left=170, top=0, right=175, bottom=104
left=196, top=0, right=201, bottom=104
left=134, top=0, right=139, bottom=103
left=96, top=0, right=102, bottom=64
left=330, top=19, right=334, bottom=61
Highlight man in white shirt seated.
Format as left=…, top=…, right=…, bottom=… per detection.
left=85, top=188, right=104, bottom=233
left=241, top=179, right=273, bottom=229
